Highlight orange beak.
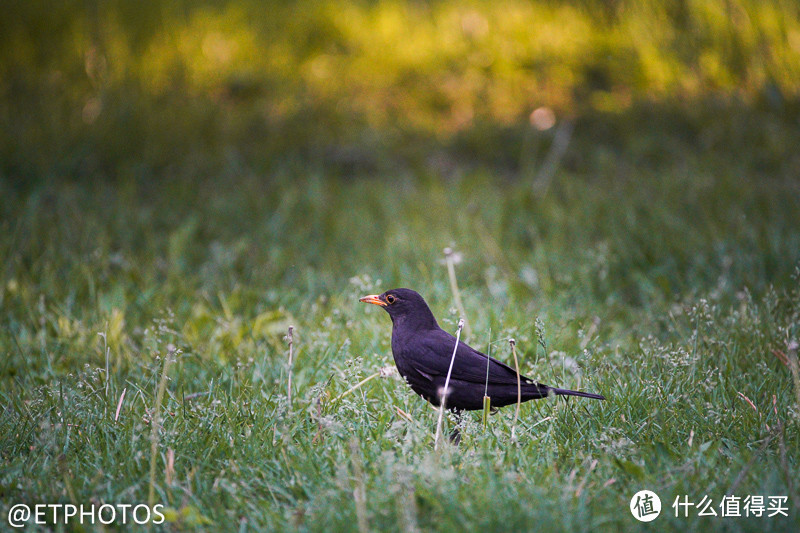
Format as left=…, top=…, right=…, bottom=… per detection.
left=359, top=294, right=387, bottom=306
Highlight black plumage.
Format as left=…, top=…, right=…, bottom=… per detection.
left=360, top=288, right=604, bottom=411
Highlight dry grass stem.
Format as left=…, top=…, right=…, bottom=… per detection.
left=737, top=391, right=757, bottom=412
left=286, top=325, right=294, bottom=408
left=396, top=407, right=414, bottom=422
left=787, top=341, right=800, bottom=411
left=166, top=448, right=175, bottom=485
left=575, top=459, right=598, bottom=497
left=114, top=387, right=127, bottom=422
left=148, top=348, right=175, bottom=507
left=334, top=372, right=381, bottom=402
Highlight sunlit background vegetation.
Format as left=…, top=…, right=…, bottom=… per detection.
left=3, top=0, right=800, bottom=179
left=2, top=1, right=799, bottom=531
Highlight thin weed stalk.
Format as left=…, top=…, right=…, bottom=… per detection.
left=435, top=319, right=463, bottom=451
left=532, top=119, right=574, bottom=196
left=483, top=329, right=492, bottom=430
left=510, top=338, right=522, bottom=440
left=482, top=395, right=491, bottom=429
left=444, top=247, right=471, bottom=339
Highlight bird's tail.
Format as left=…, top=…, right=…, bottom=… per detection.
left=552, top=388, right=605, bottom=400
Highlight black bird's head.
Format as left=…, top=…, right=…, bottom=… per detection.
left=359, top=288, right=439, bottom=330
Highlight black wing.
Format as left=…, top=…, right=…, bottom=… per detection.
left=408, top=328, right=537, bottom=386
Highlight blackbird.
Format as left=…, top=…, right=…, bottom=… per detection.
left=360, top=288, right=605, bottom=412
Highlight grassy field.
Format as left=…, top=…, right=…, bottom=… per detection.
left=2, top=1, right=800, bottom=531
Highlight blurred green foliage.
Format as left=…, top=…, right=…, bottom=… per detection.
left=2, top=0, right=799, bottom=183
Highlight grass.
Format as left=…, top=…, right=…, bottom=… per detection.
left=2, top=0, right=800, bottom=531
left=2, top=162, right=799, bottom=531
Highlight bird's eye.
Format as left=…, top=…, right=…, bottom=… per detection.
left=386, top=294, right=396, bottom=304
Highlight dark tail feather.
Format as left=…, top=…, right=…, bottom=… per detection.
left=552, top=388, right=605, bottom=400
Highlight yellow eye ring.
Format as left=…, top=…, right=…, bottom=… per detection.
left=386, top=294, right=396, bottom=304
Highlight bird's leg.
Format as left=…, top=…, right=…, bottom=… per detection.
left=449, top=410, right=463, bottom=445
